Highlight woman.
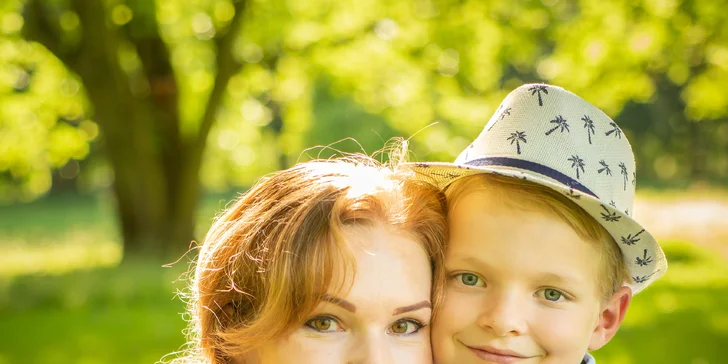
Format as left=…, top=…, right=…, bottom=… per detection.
left=170, top=155, right=447, bottom=363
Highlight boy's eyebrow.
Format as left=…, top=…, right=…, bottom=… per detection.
left=392, top=300, right=432, bottom=315
left=454, top=256, right=586, bottom=287
left=457, top=255, right=491, bottom=270
left=537, top=271, right=585, bottom=286
left=321, top=294, right=356, bottom=313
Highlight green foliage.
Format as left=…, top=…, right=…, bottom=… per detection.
left=1, top=0, right=727, bottom=203
left=0, top=36, right=94, bottom=202
left=2, top=3, right=725, bottom=359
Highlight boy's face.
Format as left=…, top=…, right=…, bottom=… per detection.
left=432, top=190, right=619, bottom=364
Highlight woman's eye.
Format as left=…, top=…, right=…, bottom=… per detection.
left=456, top=273, right=484, bottom=287
left=305, top=316, right=342, bottom=332
left=539, top=288, right=565, bottom=302
left=388, top=319, right=423, bottom=336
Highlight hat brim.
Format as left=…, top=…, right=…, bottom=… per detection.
left=404, top=161, right=667, bottom=295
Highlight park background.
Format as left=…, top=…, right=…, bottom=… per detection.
left=1, top=0, right=727, bottom=363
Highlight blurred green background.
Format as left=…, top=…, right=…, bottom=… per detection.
left=1, top=0, right=727, bottom=363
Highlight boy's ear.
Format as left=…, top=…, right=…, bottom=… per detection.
left=588, top=286, right=632, bottom=350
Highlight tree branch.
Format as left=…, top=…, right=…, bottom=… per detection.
left=22, top=0, right=77, bottom=66
left=68, top=0, right=158, bottom=164
left=194, top=0, right=248, bottom=152
left=124, top=2, right=181, bottom=153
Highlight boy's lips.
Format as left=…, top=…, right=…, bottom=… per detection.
left=465, top=344, right=532, bottom=363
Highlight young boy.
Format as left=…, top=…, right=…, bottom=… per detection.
left=411, top=84, right=667, bottom=363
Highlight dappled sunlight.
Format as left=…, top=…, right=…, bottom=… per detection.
left=594, top=239, right=728, bottom=363
left=2, top=192, right=727, bottom=363
left=1, top=0, right=727, bottom=362
left=0, top=232, right=121, bottom=277
left=634, top=194, right=728, bottom=258
left=0, top=261, right=188, bottom=364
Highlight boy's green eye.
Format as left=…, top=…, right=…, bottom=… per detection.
left=542, top=288, right=563, bottom=301
left=459, top=273, right=483, bottom=287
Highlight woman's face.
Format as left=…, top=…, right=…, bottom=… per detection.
left=250, top=223, right=434, bottom=364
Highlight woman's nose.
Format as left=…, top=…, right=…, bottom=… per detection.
left=347, top=330, right=394, bottom=364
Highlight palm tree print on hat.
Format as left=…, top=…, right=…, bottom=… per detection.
left=568, top=155, right=585, bottom=179
left=633, top=270, right=659, bottom=284
left=529, top=84, right=548, bottom=106
left=487, top=107, right=512, bottom=131
left=636, top=249, right=653, bottom=266
left=582, top=115, right=596, bottom=144
left=600, top=205, right=621, bottom=222
left=598, top=160, right=612, bottom=176
left=545, top=115, right=569, bottom=136
left=621, top=229, right=645, bottom=246
left=507, top=131, right=527, bottom=154
left=464, top=143, right=474, bottom=159
left=619, top=162, right=629, bottom=190
left=605, top=122, right=622, bottom=139
left=500, top=107, right=511, bottom=120
left=609, top=200, right=617, bottom=208
left=565, top=188, right=581, bottom=200
left=632, top=171, right=637, bottom=186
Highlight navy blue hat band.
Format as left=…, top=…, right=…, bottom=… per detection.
left=464, top=157, right=599, bottom=198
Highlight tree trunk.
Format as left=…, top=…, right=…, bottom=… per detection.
left=23, top=0, right=246, bottom=260
left=64, top=1, right=167, bottom=259
left=267, top=100, right=289, bottom=170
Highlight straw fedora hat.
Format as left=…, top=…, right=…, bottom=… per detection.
left=408, top=83, right=666, bottom=294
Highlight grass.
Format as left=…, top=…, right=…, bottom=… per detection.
left=0, top=263, right=189, bottom=364
left=0, top=192, right=232, bottom=364
left=593, top=240, right=728, bottom=363
left=1, top=192, right=727, bottom=363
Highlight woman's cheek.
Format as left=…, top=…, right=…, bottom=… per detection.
left=257, top=331, right=347, bottom=364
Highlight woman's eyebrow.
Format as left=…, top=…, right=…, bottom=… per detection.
left=392, top=300, right=432, bottom=315
left=321, top=294, right=356, bottom=313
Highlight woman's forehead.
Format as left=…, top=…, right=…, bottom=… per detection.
left=325, top=224, right=433, bottom=308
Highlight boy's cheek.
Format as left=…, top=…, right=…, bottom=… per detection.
left=530, top=307, right=596, bottom=354
left=434, top=290, right=483, bottom=334
left=432, top=290, right=486, bottom=362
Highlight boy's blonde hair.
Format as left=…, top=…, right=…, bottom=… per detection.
left=173, top=157, right=447, bottom=363
left=444, top=174, right=631, bottom=300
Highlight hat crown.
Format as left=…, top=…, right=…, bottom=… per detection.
left=456, top=84, right=637, bottom=216
left=410, top=83, right=666, bottom=293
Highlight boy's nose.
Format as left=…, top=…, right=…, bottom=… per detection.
left=476, top=290, right=528, bottom=337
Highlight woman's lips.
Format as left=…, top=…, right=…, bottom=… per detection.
left=466, top=345, right=530, bottom=364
